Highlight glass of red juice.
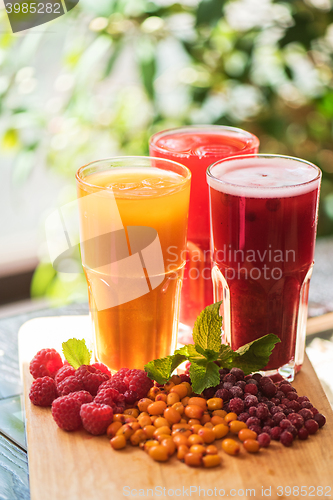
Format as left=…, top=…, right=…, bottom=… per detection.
left=149, top=126, right=259, bottom=340
left=207, top=154, right=322, bottom=380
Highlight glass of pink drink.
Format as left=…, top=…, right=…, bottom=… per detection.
left=149, top=126, right=259, bottom=338
left=207, top=155, right=321, bottom=379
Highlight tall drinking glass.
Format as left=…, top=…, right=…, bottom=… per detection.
left=149, top=126, right=259, bottom=337
left=76, top=157, right=191, bottom=371
left=207, top=154, right=321, bottom=380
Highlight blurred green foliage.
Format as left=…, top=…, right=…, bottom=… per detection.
left=1, top=0, right=333, bottom=302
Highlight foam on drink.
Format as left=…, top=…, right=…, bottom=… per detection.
left=207, top=156, right=320, bottom=198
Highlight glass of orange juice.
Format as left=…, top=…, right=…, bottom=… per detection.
left=76, top=157, right=191, bottom=371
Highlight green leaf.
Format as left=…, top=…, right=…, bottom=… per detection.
left=144, top=353, right=187, bottom=384
left=192, top=301, right=222, bottom=353
left=189, top=361, right=220, bottom=394
left=62, top=338, right=92, bottom=369
left=220, top=334, right=281, bottom=375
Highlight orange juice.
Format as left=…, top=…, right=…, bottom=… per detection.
left=76, top=159, right=191, bottom=371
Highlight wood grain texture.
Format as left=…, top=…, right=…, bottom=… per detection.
left=0, top=434, right=29, bottom=500
left=20, top=317, right=333, bottom=500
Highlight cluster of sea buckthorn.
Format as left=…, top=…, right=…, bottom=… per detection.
left=108, top=375, right=266, bottom=467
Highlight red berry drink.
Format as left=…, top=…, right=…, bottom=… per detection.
left=207, top=155, right=321, bottom=379
left=149, top=127, right=259, bottom=334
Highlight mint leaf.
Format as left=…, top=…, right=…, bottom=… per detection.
left=192, top=301, right=222, bottom=353
left=189, top=361, right=220, bottom=394
left=145, top=353, right=187, bottom=384
left=62, top=338, right=91, bottom=369
left=219, top=334, right=281, bottom=375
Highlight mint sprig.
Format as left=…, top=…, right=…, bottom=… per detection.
left=144, top=301, right=281, bottom=394
left=62, top=338, right=91, bottom=369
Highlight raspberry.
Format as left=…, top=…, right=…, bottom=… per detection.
left=94, top=388, right=126, bottom=413
left=75, top=365, right=109, bottom=396
left=51, top=395, right=83, bottom=431
left=202, top=387, right=217, bottom=400
left=30, top=348, right=63, bottom=379
left=69, top=391, right=93, bottom=405
left=229, top=386, right=244, bottom=399
left=228, top=397, right=244, bottom=414
left=98, top=379, right=128, bottom=395
left=298, top=408, right=313, bottom=421
left=215, top=388, right=231, bottom=401
left=57, top=376, right=84, bottom=396
left=91, top=362, right=111, bottom=378
left=246, top=417, right=260, bottom=427
left=258, top=432, right=271, bottom=448
left=248, top=406, right=257, bottom=417
left=286, top=400, right=301, bottom=412
left=111, top=368, right=154, bottom=400
left=55, top=365, right=76, bottom=385
left=223, top=373, right=237, bottom=384
left=229, top=367, right=244, bottom=381
left=29, top=377, right=57, bottom=406
left=179, top=374, right=191, bottom=384
left=256, top=404, right=269, bottom=420
left=238, top=412, right=250, bottom=422
left=80, top=403, right=113, bottom=435
left=124, top=390, right=138, bottom=406
left=244, top=395, right=258, bottom=408
left=288, top=413, right=304, bottom=430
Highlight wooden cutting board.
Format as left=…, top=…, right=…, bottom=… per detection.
left=19, top=316, right=333, bottom=500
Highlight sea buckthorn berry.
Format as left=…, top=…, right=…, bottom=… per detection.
left=113, top=414, right=127, bottom=423
left=164, top=407, right=182, bottom=424
left=184, top=452, right=202, bottom=467
left=124, top=408, right=139, bottom=418
left=238, top=428, right=257, bottom=442
left=130, top=429, right=147, bottom=446
left=110, top=435, right=126, bottom=450
left=181, top=396, right=190, bottom=406
left=225, top=412, right=238, bottom=423
left=177, top=444, right=189, bottom=460
left=211, top=416, right=226, bottom=426
left=124, top=416, right=137, bottom=424
left=147, top=387, right=161, bottom=400
left=206, top=445, right=218, bottom=455
left=153, top=426, right=171, bottom=439
left=164, top=381, right=175, bottom=393
left=147, top=401, right=167, bottom=415
left=143, top=440, right=159, bottom=452
left=138, top=398, right=154, bottom=412
left=161, top=438, right=176, bottom=456
left=149, top=445, right=169, bottom=462
left=138, top=415, right=152, bottom=427
left=167, top=392, right=180, bottom=406
left=182, top=382, right=192, bottom=397
left=212, top=424, right=229, bottom=440
left=107, top=421, right=122, bottom=438
left=200, top=413, right=211, bottom=425
left=229, top=420, right=248, bottom=434
left=198, top=427, right=215, bottom=444
left=116, top=424, right=134, bottom=440
left=213, top=410, right=227, bottom=418
left=154, top=417, right=169, bottom=428
left=207, top=398, right=223, bottom=411
left=190, top=444, right=206, bottom=455
left=157, top=434, right=173, bottom=443
left=128, top=422, right=141, bottom=432
left=172, top=402, right=184, bottom=415
left=188, top=397, right=207, bottom=410
left=173, top=434, right=189, bottom=447
left=222, top=438, right=240, bottom=455
left=203, top=454, right=221, bottom=468
left=150, top=415, right=158, bottom=423
left=188, top=434, right=204, bottom=446
left=155, top=393, right=167, bottom=403
left=170, top=384, right=188, bottom=399
left=170, top=375, right=182, bottom=385
left=204, top=422, right=214, bottom=429
left=243, top=439, right=260, bottom=453
left=172, top=423, right=191, bottom=431
left=188, top=419, right=201, bottom=426
left=191, top=424, right=203, bottom=434
left=143, top=425, right=156, bottom=439
left=185, top=405, right=204, bottom=420
left=180, top=418, right=188, bottom=424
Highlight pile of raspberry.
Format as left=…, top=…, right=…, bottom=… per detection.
left=200, top=366, right=326, bottom=446
left=28, top=348, right=153, bottom=435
